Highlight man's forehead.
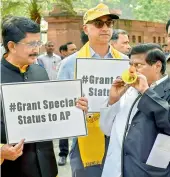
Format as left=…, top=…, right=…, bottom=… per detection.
left=96, top=15, right=112, bottom=21
left=130, top=53, right=146, bottom=62
left=47, top=43, right=54, bottom=46
left=24, top=33, right=40, bottom=41
left=25, top=32, right=40, bottom=37
left=68, top=44, right=76, bottom=48
left=119, top=34, right=129, bottom=41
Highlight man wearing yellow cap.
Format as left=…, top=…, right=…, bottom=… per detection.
left=57, top=3, right=126, bottom=177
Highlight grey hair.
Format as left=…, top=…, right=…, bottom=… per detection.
left=111, top=29, right=128, bottom=41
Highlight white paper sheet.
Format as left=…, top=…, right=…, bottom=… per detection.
left=146, top=133, right=170, bottom=169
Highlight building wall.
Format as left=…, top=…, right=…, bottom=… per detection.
left=44, top=15, right=170, bottom=54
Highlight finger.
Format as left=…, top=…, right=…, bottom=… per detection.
left=13, top=139, right=25, bottom=151
left=17, top=150, right=23, bottom=157
left=129, top=79, right=139, bottom=87
left=130, top=83, right=135, bottom=87
left=12, top=151, right=23, bottom=161
left=77, top=97, right=88, bottom=103
left=16, top=143, right=24, bottom=154
left=136, top=72, right=145, bottom=78
left=76, top=101, right=88, bottom=109
left=116, top=76, right=121, bottom=79
left=124, top=84, right=130, bottom=90
left=113, top=78, right=123, bottom=83
left=113, top=82, right=126, bottom=87
left=76, top=105, right=88, bottom=113
left=121, top=85, right=130, bottom=94
left=112, top=80, right=124, bottom=86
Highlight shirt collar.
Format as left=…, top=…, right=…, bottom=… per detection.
left=12, top=64, right=28, bottom=73
left=150, top=74, right=168, bottom=88
left=45, top=52, right=55, bottom=57
left=1, top=56, right=29, bottom=73
left=90, top=46, right=112, bottom=58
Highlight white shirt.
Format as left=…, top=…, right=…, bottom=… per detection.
left=38, top=53, right=61, bottom=80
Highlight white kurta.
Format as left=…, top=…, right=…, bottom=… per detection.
left=100, top=88, right=140, bottom=177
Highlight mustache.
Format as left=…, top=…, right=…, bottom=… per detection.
left=29, top=53, right=38, bottom=57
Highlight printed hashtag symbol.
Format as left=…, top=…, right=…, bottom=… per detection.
left=9, top=103, right=16, bottom=112
left=82, top=75, right=88, bottom=84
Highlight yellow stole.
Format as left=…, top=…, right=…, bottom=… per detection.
left=75, top=42, right=121, bottom=167
left=0, top=144, right=4, bottom=165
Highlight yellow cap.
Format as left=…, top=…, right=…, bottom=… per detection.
left=83, top=3, right=119, bottom=25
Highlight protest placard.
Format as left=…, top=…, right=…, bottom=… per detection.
left=76, top=58, right=129, bottom=112
left=1, top=80, right=87, bottom=144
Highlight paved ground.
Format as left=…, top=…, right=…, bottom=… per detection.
left=53, top=139, right=72, bottom=177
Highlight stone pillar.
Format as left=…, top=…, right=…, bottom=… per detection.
left=44, top=7, right=83, bottom=55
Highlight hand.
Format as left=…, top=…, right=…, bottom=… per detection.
left=130, top=73, right=149, bottom=94
left=76, top=97, right=88, bottom=113
left=109, top=77, right=129, bottom=105
left=1, top=139, right=25, bottom=161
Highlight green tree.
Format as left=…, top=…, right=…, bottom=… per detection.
left=73, top=0, right=135, bottom=19
left=132, top=0, right=170, bottom=22
left=1, top=0, right=27, bottom=17
left=1, top=0, right=170, bottom=23
left=1, top=0, right=76, bottom=23
left=73, top=0, right=170, bottom=22
left=55, top=0, right=77, bottom=15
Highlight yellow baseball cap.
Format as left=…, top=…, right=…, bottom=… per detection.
left=83, top=3, right=119, bottom=25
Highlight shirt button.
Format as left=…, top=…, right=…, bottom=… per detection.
left=124, top=153, right=128, bottom=156
left=132, top=123, right=136, bottom=127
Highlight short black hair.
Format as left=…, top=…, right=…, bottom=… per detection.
left=2, top=16, right=40, bottom=52
left=66, top=42, right=76, bottom=50
left=166, top=19, right=170, bottom=32
left=111, top=29, right=128, bottom=41
left=59, top=44, right=67, bottom=53
left=130, top=43, right=166, bottom=74
left=81, top=31, right=89, bottom=45
left=66, top=42, right=73, bottom=46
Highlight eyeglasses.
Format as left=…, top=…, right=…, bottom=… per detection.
left=88, top=20, right=115, bottom=28
left=17, top=41, right=43, bottom=48
left=129, top=62, right=146, bottom=69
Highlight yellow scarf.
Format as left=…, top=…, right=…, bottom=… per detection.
left=0, top=144, right=4, bottom=165
left=13, top=64, right=28, bottom=73
left=76, top=41, right=121, bottom=167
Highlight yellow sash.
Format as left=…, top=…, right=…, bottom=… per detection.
left=76, top=41, right=121, bottom=167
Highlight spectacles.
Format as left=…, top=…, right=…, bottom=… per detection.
left=129, top=63, right=146, bottom=69
left=17, top=41, right=43, bottom=48
left=88, top=20, right=115, bottom=28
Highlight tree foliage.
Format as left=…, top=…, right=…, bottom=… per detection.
left=1, top=0, right=75, bottom=23
left=1, top=0, right=170, bottom=23
left=133, top=0, right=170, bottom=22
left=73, top=0, right=170, bottom=22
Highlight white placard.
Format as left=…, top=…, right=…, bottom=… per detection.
left=146, top=133, right=170, bottom=169
left=1, top=80, right=87, bottom=144
left=76, top=58, right=129, bottom=112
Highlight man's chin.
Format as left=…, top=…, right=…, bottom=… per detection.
left=98, top=39, right=110, bottom=45
left=28, top=57, right=37, bottom=64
